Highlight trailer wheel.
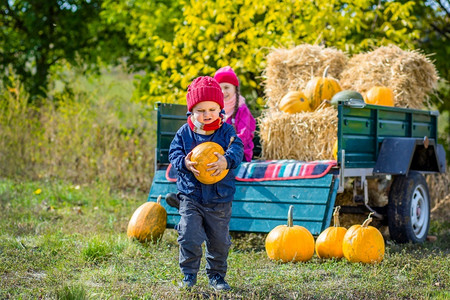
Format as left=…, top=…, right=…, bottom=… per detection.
left=388, top=172, right=430, bottom=243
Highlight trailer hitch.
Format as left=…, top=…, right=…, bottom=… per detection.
left=339, top=149, right=384, bottom=220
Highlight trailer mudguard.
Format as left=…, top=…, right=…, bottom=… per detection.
left=373, top=137, right=445, bottom=175
left=436, top=144, right=447, bottom=173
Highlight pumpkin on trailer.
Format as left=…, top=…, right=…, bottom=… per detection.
left=278, top=91, right=311, bottom=113
left=332, top=140, right=338, bottom=160
left=265, top=205, right=315, bottom=262
left=330, top=90, right=364, bottom=107
left=364, top=86, right=395, bottom=106
left=315, top=206, right=347, bottom=259
left=190, top=141, right=229, bottom=184
left=127, top=195, right=167, bottom=243
left=342, top=213, right=385, bottom=263
left=304, top=66, right=342, bottom=110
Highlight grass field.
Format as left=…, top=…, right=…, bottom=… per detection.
left=0, top=178, right=449, bottom=299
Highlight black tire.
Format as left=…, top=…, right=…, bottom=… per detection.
left=388, top=172, right=430, bottom=243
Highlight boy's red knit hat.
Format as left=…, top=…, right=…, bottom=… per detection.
left=186, top=76, right=224, bottom=111
left=214, top=66, right=239, bottom=87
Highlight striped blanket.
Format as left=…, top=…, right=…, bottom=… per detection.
left=165, top=160, right=336, bottom=182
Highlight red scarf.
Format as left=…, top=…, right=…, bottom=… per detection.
left=187, top=114, right=223, bottom=135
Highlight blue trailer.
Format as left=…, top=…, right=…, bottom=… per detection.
left=148, top=100, right=446, bottom=243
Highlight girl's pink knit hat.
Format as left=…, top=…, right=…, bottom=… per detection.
left=214, top=66, right=239, bottom=87
left=186, top=76, right=224, bottom=111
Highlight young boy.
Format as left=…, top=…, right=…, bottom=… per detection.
left=168, top=76, right=244, bottom=291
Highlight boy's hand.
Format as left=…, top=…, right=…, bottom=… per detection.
left=185, top=152, right=200, bottom=176
left=207, top=152, right=228, bottom=176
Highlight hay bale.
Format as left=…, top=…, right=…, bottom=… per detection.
left=264, top=44, right=348, bottom=109
left=339, top=45, right=438, bottom=109
left=427, top=172, right=450, bottom=209
left=431, top=194, right=450, bottom=224
left=258, top=104, right=337, bottom=161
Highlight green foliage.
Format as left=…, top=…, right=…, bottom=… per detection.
left=408, top=1, right=450, bottom=82
left=56, top=284, right=88, bottom=300
left=82, top=236, right=120, bottom=263
left=0, top=68, right=155, bottom=191
left=105, top=0, right=420, bottom=110
left=435, top=80, right=450, bottom=159
left=0, top=0, right=129, bottom=100
left=101, top=0, right=184, bottom=102
left=0, top=71, right=42, bottom=176
left=430, top=219, right=450, bottom=237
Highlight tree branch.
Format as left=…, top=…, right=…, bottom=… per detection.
left=3, top=1, right=30, bottom=35
left=436, top=0, right=450, bottom=17
left=430, top=22, right=450, bottom=39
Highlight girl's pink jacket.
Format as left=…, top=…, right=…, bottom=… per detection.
left=225, top=103, right=256, bottom=162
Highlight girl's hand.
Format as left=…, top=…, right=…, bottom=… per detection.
left=207, top=153, right=228, bottom=176
left=185, top=152, right=200, bottom=176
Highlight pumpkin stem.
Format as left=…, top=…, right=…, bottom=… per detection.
left=156, top=195, right=162, bottom=205
left=287, top=205, right=294, bottom=227
left=362, top=212, right=374, bottom=228
left=323, top=65, right=330, bottom=78
left=333, top=206, right=341, bottom=227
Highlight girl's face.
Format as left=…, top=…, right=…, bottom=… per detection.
left=191, top=101, right=221, bottom=125
left=219, top=82, right=236, bottom=102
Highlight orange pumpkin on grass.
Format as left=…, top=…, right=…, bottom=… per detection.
left=342, top=212, right=385, bottom=263
left=265, top=205, right=315, bottom=262
left=127, top=195, right=167, bottom=243
left=315, top=206, right=347, bottom=259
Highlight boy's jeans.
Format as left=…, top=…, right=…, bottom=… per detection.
left=175, top=195, right=232, bottom=279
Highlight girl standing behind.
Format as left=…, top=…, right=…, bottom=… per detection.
left=214, top=66, right=256, bottom=162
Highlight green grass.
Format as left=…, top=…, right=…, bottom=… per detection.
left=1, top=179, right=449, bottom=299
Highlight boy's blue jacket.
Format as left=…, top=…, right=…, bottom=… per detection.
left=168, top=122, right=244, bottom=204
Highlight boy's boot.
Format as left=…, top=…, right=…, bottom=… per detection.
left=209, top=274, right=231, bottom=291
left=165, top=193, right=180, bottom=210
left=180, top=273, right=196, bottom=289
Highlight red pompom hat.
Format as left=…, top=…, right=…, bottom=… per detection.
left=214, top=66, right=239, bottom=87
left=186, top=76, right=224, bottom=112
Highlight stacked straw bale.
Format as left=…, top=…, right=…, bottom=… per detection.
left=339, top=45, right=438, bottom=109
left=264, top=44, right=348, bottom=109
left=259, top=104, right=337, bottom=161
